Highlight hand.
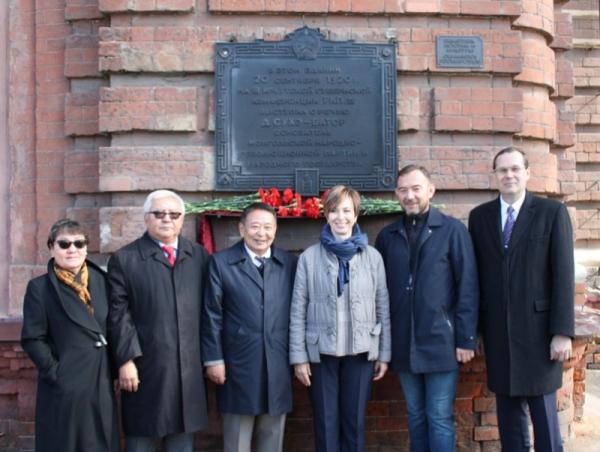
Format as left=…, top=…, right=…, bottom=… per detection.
left=119, top=360, right=140, bottom=392
left=206, top=364, right=226, bottom=385
left=456, top=348, right=475, bottom=363
left=294, top=363, right=312, bottom=387
left=550, top=335, right=572, bottom=361
left=373, top=361, right=388, bottom=381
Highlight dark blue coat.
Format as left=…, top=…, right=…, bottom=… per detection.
left=202, top=241, right=297, bottom=416
left=375, top=207, right=479, bottom=373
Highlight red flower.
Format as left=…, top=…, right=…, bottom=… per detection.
left=269, top=188, right=282, bottom=207
left=256, top=187, right=321, bottom=219
left=258, top=187, right=268, bottom=203
left=306, top=206, right=320, bottom=219
left=283, top=188, right=294, bottom=204
left=305, top=197, right=321, bottom=219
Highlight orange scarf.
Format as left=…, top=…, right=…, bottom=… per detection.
left=54, top=262, right=93, bottom=314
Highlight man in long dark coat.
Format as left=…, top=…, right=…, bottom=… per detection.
left=202, top=203, right=297, bottom=452
left=107, top=189, right=209, bottom=452
left=469, top=147, right=574, bottom=451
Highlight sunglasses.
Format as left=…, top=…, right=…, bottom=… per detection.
left=56, top=239, right=88, bottom=250
left=148, top=211, right=182, bottom=220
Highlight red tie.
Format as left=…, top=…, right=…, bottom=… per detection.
left=162, top=245, right=176, bottom=266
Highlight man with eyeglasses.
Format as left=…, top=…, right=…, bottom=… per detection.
left=107, top=189, right=210, bottom=452
left=469, top=147, right=574, bottom=451
left=202, top=202, right=297, bottom=452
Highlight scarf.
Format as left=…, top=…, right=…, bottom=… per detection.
left=54, top=262, right=93, bottom=314
left=320, top=224, right=368, bottom=296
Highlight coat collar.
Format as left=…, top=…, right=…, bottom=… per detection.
left=390, top=206, right=443, bottom=236
left=138, top=231, right=193, bottom=268
left=392, top=206, right=444, bottom=247
left=485, top=191, right=536, bottom=254
left=226, top=240, right=285, bottom=291
left=46, top=258, right=103, bottom=334
left=226, top=239, right=286, bottom=265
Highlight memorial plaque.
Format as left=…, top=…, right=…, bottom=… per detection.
left=215, top=26, right=397, bottom=195
left=436, top=36, right=484, bottom=69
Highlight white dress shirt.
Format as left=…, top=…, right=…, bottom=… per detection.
left=500, top=192, right=526, bottom=231
left=243, top=243, right=272, bottom=267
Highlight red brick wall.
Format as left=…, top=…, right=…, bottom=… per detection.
left=1, top=323, right=590, bottom=451
left=2, top=0, right=600, bottom=450
left=5, top=0, right=599, bottom=315
left=0, top=323, right=36, bottom=451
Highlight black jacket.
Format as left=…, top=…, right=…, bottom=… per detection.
left=21, top=259, right=119, bottom=452
left=375, top=207, right=479, bottom=373
left=107, top=233, right=210, bottom=436
left=469, top=192, right=575, bottom=396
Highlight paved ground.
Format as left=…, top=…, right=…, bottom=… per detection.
left=565, top=368, right=600, bottom=452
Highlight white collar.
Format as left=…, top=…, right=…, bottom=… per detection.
left=156, top=238, right=179, bottom=250
left=500, top=192, right=526, bottom=216
left=244, top=243, right=271, bottom=266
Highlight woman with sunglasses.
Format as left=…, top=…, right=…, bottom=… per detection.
left=21, top=219, right=119, bottom=452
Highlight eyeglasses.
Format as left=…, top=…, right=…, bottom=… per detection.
left=148, top=211, right=183, bottom=220
left=56, top=239, right=88, bottom=250
left=494, top=166, right=526, bottom=176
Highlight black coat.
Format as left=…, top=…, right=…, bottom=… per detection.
left=468, top=192, right=575, bottom=396
left=107, top=233, right=209, bottom=436
left=21, top=260, right=119, bottom=452
left=375, top=207, right=479, bottom=373
left=202, top=241, right=297, bottom=415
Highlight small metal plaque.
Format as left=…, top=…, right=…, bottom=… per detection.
left=436, top=36, right=484, bottom=69
left=215, top=27, right=397, bottom=195
left=295, top=169, right=319, bottom=196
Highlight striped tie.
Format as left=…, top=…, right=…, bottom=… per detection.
left=502, top=206, right=515, bottom=248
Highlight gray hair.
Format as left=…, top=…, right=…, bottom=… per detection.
left=143, top=190, right=186, bottom=214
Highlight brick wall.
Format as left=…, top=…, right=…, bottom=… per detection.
left=4, top=0, right=597, bottom=315
left=565, top=0, right=600, bottom=243
left=0, top=324, right=36, bottom=451
left=2, top=0, right=600, bottom=450
left=1, top=324, right=591, bottom=452
left=0, top=333, right=587, bottom=452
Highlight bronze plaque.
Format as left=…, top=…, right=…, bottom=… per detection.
left=215, top=27, right=397, bottom=195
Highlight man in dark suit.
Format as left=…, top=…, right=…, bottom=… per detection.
left=469, top=147, right=574, bottom=451
left=107, top=189, right=210, bottom=452
left=202, top=203, right=297, bottom=452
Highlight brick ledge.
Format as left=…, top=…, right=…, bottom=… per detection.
left=0, top=318, right=22, bottom=342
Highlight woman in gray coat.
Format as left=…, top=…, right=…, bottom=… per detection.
left=289, top=185, right=391, bottom=452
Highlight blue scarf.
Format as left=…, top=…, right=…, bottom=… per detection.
left=320, top=224, right=368, bottom=296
